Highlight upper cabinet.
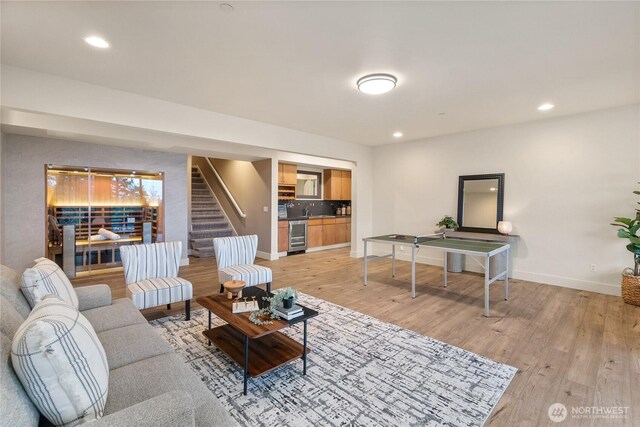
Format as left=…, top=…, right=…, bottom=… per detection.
left=323, top=169, right=352, bottom=200
left=278, top=163, right=297, bottom=186
left=278, top=163, right=297, bottom=200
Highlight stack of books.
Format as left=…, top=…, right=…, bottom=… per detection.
left=274, top=304, right=304, bottom=320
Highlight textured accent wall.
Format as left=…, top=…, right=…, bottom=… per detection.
left=1, top=134, right=189, bottom=272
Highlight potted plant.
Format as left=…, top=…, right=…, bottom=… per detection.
left=611, top=183, right=640, bottom=306
left=271, top=287, right=298, bottom=309
left=436, top=215, right=459, bottom=231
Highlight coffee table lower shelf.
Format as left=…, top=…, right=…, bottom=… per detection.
left=203, top=324, right=309, bottom=378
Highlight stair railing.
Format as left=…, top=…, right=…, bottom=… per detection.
left=204, top=158, right=247, bottom=219
left=193, top=165, right=238, bottom=236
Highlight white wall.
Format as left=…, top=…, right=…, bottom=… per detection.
left=372, top=105, right=640, bottom=295
left=2, top=134, right=189, bottom=272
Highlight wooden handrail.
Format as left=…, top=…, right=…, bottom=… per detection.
left=205, top=158, right=247, bottom=219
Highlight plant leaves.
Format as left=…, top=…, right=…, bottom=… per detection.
left=614, top=217, right=634, bottom=226
left=618, top=229, right=631, bottom=238
left=629, top=235, right=640, bottom=245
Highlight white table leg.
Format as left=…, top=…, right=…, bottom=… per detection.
left=411, top=245, right=416, bottom=298
left=504, top=249, right=509, bottom=300
left=363, top=240, right=368, bottom=286
left=484, top=256, right=490, bottom=317
left=443, top=251, right=448, bottom=288
left=392, top=245, right=396, bottom=277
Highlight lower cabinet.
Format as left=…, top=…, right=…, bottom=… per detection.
left=291, top=217, right=351, bottom=251
left=308, top=219, right=323, bottom=248
left=322, top=218, right=336, bottom=246
left=278, top=220, right=288, bottom=252
left=336, top=217, right=348, bottom=243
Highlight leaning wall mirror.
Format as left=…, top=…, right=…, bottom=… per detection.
left=457, top=173, right=504, bottom=233
left=296, top=170, right=322, bottom=199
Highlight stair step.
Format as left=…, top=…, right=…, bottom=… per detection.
left=191, top=207, right=221, bottom=215
left=190, top=229, right=233, bottom=239
left=190, top=237, right=214, bottom=249
left=192, top=221, right=230, bottom=231
left=192, top=215, right=225, bottom=222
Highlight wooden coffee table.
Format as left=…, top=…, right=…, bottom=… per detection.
left=196, top=287, right=319, bottom=395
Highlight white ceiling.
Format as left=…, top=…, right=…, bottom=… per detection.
left=1, top=1, right=639, bottom=146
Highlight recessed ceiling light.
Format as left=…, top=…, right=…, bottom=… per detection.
left=392, top=131, right=403, bottom=138
left=84, top=36, right=109, bottom=49
left=357, top=74, right=397, bottom=95
left=537, top=103, right=554, bottom=111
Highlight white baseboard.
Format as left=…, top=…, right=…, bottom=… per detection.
left=511, top=270, right=621, bottom=296
left=367, top=248, right=621, bottom=297
left=180, top=257, right=190, bottom=267
left=257, top=250, right=278, bottom=261
left=306, top=243, right=350, bottom=253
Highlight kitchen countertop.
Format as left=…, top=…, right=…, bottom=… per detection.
left=279, top=215, right=351, bottom=221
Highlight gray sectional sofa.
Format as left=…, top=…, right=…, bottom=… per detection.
left=0, top=264, right=237, bottom=427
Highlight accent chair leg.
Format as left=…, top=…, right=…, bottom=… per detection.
left=185, top=299, right=191, bottom=321
left=266, top=282, right=272, bottom=294
left=219, top=284, right=224, bottom=293
left=167, top=303, right=171, bottom=310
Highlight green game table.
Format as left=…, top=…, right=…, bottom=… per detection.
left=362, top=233, right=510, bottom=316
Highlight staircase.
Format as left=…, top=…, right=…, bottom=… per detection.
left=190, top=167, right=235, bottom=257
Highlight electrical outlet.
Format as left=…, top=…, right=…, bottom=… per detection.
left=590, top=264, right=597, bottom=272
left=263, top=206, right=268, bottom=212
left=400, top=246, right=405, bottom=251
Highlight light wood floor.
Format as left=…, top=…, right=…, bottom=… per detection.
left=72, top=248, right=640, bottom=426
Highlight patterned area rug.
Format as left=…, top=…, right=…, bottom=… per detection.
left=151, top=293, right=516, bottom=427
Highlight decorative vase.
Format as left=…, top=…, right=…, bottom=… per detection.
left=283, top=297, right=294, bottom=309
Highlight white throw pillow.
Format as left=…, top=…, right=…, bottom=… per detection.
left=11, top=295, right=109, bottom=427
left=21, top=258, right=79, bottom=309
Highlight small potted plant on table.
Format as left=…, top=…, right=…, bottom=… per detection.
left=271, top=287, right=298, bottom=309
left=436, top=215, right=459, bottom=232
left=611, top=182, right=640, bottom=306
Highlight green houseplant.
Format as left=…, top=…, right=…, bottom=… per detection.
left=271, top=287, right=298, bottom=309
left=611, top=183, right=640, bottom=306
left=436, top=215, right=459, bottom=231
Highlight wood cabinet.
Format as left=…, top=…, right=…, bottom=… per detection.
left=278, top=163, right=297, bottom=200
left=323, top=169, right=351, bottom=200
left=306, top=217, right=350, bottom=249
left=278, top=220, right=289, bottom=252
left=307, top=219, right=323, bottom=248
left=278, top=163, right=297, bottom=185
left=335, top=217, right=348, bottom=244
left=321, top=218, right=336, bottom=246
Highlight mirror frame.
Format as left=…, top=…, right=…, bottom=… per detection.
left=296, top=170, right=322, bottom=200
left=456, top=173, right=505, bottom=233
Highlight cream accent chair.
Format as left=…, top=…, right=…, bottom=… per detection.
left=120, top=241, right=192, bottom=319
left=213, top=235, right=272, bottom=294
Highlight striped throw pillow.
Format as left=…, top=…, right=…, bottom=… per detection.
left=11, top=295, right=109, bottom=427
left=21, top=258, right=79, bottom=309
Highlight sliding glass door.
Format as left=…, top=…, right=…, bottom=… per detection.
left=46, top=165, right=164, bottom=276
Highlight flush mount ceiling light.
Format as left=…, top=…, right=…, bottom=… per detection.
left=357, top=74, right=397, bottom=95
left=392, top=131, right=403, bottom=138
left=537, top=103, right=554, bottom=111
left=84, top=36, right=109, bottom=48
